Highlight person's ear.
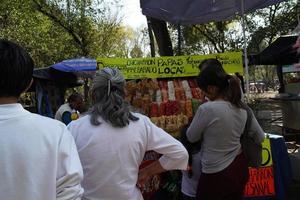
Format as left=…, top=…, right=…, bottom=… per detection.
left=23, top=79, right=33, bottom=93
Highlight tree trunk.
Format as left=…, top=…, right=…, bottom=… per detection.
left=146, top=17, right=156, bottom=57
left=148, top=17, right=173, bottom=56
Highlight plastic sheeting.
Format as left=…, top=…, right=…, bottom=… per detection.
left=141, top=0, right=287, bottom=25
left=50, top=58, right=97, bottom=72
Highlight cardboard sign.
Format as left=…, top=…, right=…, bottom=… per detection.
left=261, top=138, right=273, bottom=167
left=244, top=138, right=275, bottom=197
left=244, top=167, right=275, bottom=197
left=97, top=52, right=243, bottom=79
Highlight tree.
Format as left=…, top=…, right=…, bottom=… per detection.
left=246, top=1, right=299, bottom=89
left=247, top=1, right=299, bottom=54
left=0, top=0, right=143, bottom=68
left=163, top=0, right=299, bottom=56
left=32, top=0, right=122, bottom=57
left=177, top=21, right=243, bottom=55
left=0, top=0, right=80, bottom=67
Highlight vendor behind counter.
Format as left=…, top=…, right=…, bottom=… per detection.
left=55, top=93, right=84, bottom=125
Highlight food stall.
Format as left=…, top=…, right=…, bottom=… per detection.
left=97, top=51, right=243, bottom=199
left=249, top=35, right=300, bottom=135
left=25, top=67, right=80, bottom=117
left=248, top=35, right=299, bottom=198
left=279, top=64, right=300, bottom=132
left=25, top=58, right=97, bottom=117
left=98, top=52, right=243, bottom=138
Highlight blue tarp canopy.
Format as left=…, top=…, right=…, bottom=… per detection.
left=50, top=58, right=97, bottom=72
left=140, top=0, right=287, bottom=25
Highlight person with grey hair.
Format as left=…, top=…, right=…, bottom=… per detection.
left=68, top=67, right=188, bottom=200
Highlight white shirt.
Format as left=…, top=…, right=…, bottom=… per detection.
left=187, top=101, right=265, bottom=174
left=68, top=113, right=188, bottom=200
left=0, top=104, right=83, bottom=200
left=181, top=152, right=202, bottom=197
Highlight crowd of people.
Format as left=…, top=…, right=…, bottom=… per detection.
left=1, top=39, right=269, bottom=200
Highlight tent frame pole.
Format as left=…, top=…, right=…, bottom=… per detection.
left=241, top=0, right=250, bottom=101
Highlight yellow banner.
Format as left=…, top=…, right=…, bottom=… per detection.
left=261, top=138, right=273, bottom=167
left=97, top=52, right=243, bottom=79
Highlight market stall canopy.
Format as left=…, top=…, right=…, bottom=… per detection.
left=50, top=58, right=97, bottom=78
left=32, top=67, right=79, bottom=87
left=140, top=0, right=287, bottom=25
left=50, top=58, right=97, bottom=72
left=249, top=35, right=298, bottom=65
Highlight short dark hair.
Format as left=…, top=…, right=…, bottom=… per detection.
left=67, top=93, right=83, bottom=103
left=198, top=58, right=226, bottom=73
left=0, top=40, right=34, bottom=97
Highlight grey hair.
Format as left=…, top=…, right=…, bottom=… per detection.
left=89, top=67, right=139, bottom=127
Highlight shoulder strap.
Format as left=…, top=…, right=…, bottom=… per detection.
left=242, top=104, right=253, bottom=136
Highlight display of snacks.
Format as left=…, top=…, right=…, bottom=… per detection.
left=150, top=114, right=188, bottom=138
left=125, top=78, right=204, bottom=137
left=140, top=151, right=163, bottom=200
left=127, top=78, right=204, bottom=200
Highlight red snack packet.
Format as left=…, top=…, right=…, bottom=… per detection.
left=159, top=102, right=166, bottom=116
left=161, top=89, right=168, bottom=102
left=188, top=79, right=198, bottom=88
left=149, top=103, right=159, bottom=117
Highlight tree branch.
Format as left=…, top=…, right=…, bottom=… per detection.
left=32, top=0, right=83, bottom=47
left=193, top=25, right=221, bottom=53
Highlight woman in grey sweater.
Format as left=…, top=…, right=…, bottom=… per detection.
left=187, top=59, right=265, bottom=200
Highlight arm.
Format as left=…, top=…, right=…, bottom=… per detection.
left=144, top=116, right=189, bottom=170
left=56, top=127, right=83, bottom=200
left=137, top=160, right=165, bottom=187
left=137, top=117, right=188, bottom=186
left=249, top=111, right=265, bottom=144
left=186, top=105, right=208, bottom=143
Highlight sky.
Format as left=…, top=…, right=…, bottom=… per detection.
left=119, top=0, right=147, bottom=29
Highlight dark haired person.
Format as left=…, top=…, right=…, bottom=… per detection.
left=0, top=40, right=83, bottom=200
left=198, top=58, right=226, bottom=73
left=199, top=58, right=245, bottom=99
left=68, top=67, right=188, bottom=200
left=55, top=93, right=84, bottom=125
left=187, top=59, right=264, bottom=200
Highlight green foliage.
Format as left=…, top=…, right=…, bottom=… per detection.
left=0, top=0, right=79, bottom=67
left=167, top=0, right=299, bottom=91
left=0, top=0, right=149, bottom=69
left=169, top=0, right=299, bottom=56
left=247, top=1, right=299, bottom=54
left=179, top=21, right=243, bottom=54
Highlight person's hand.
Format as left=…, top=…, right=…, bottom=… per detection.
left=137, top=160, right=165, bottom=188
left=137, top=168, right=150, bottom=188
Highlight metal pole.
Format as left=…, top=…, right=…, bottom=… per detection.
left=241, top=0, right=250, bottom=101
left=177, top=24, right=182, bottom=55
